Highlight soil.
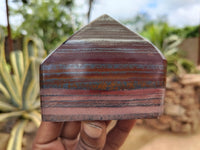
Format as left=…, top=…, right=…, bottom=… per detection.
left=121, top=125, right=200, bottom=150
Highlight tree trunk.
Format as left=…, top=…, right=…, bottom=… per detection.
left=6, top=0, right=13, bottom=55
left=87, top=0, right=93, bottom=23
left=198, top=25, right=200, bottom=65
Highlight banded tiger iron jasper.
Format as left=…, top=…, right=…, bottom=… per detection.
left=40, top=14, right=167, bottom=122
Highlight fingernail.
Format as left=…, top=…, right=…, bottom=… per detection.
left=83, top=122, right=103, bottom=138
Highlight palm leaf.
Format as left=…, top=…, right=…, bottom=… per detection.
left=24, top=78, right=35, bottom=108
left=0, top=41, right=6, bottom=64
left=22, top=58, right=36, bottom=109
left=0, top=61, right=21, bottom=107
left=10, top=51, right=24, bottom=81
left=23, top=110, right=41, bottom=127
left=27, top=80, right=39, bottom=108
left=11, top=74, right=21, bottom=97
left=23, top=37, right=31, bottom=69
left=0, top=82, right=10, bottom=99
left=0, top=101, right=16, bottom=112
left=32, top=97, right=40, bottom=109
left=0, top=111, right=24, bottom=122
left=7, top=120, right=28, bottom=150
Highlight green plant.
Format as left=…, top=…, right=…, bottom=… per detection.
left=0, top=36, right=45, bottom=150
left=170, top=25, right=200, bottom=38
left=141, top=23, right=197, bottom=75
left=141, top=22, right=171, bottom=50
left=11, top=0, right=80, bottom=52
left=162, top=35, right=197, bottom=75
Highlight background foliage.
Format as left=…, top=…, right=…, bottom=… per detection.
left=11, top=0, right=81, bottom=52
left=123, top=14, right=199, bottom=75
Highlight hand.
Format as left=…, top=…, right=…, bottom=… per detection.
left=33, top=120, right=136, bottom=150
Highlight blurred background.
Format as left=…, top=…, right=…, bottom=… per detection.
left=0, top=0, right=200, bottom=150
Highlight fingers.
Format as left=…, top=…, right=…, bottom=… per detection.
left=33, top=120, right=135, bottom=150
left=104, top=120, right=136, bottom=150
left=33, top=122, right=65, bottom=150
left=60, top=122, right=81, bottom=149
left=76, top=121, right=107, bottom=150
left=34, top=122, right=63, bottom=144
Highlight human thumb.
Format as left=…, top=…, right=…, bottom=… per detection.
left=76, top=121, right=107, bottom=150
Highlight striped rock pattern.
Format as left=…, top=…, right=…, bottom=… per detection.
left=40, top=14, right=167, bottom=121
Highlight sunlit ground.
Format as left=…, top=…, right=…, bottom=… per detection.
left=121, top=125, right=200, bottom=150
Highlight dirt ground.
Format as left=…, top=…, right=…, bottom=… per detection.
left=121, top=125, right=200, bottom=150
